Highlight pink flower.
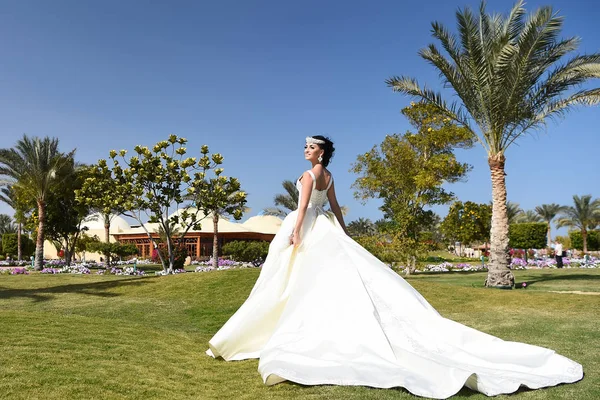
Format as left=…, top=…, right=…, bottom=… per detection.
left=522, top=282, right=527, bottom=288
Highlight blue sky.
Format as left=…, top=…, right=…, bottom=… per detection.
left=0, top=0, right=598, bottom=237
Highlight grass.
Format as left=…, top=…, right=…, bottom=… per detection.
left=1, top=269, right=598, bottom=399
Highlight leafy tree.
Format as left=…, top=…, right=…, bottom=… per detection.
left=440, top=201, right=492, bottom=247
left=76, top=160, right=138, bottom=266
left=557, top=195, right=600, bottom=253
left=191, top=166, right=247, bottom=270
left=352, top=103, right=473, bottom=265
left=1, top=233, right=34, bottom=259
left=347, top=218, right=377, bottom=237
left=0, top=186, right=30, bottom=260
left=98, top=135, right=226, bottom=273
left=535, top=203, right=566, bottom=245
left=87, top=242, right=139, bottom=263
left=222, top=240, right=270, bottom=267
left=387, top=1, right=600, bottom=287
left=509, top=223, right=547, bottom=253
left=0, top=135, right=75, bottom=269
left=74, top=233, right=101, bottom=262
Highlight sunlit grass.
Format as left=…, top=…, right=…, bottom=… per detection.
left=1, top=269, right=597, bottom=399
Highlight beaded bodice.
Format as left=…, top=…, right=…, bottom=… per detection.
left=296, top=170, right=333, bottom=209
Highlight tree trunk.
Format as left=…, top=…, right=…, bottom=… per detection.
left=486, top=154, right=515, bottom=288
left=34, top=200, right=45, bottom=270
left=212, top=215, right=219, bottom=270
left=546, top=223, right=552, bottom=247
left=104, top=223, right=111, bottom=267
left=582, top=229, right=588, bottom=254
left=17, top=223, right=22, bottom=261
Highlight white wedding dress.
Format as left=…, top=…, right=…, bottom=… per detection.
left=206, top=170, right=583, bottom=399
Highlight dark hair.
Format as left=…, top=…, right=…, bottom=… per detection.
left=311, top=135, right=335, bottom=167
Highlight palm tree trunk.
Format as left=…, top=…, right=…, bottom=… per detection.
left=104, top=223, right=111, bottom=267
left=34, top=200, right=45, bottom=270
left=486, top=154, right=515, bottom=288
left=212, top=215, right=219, bottom=270
left=17, top=223, right=22, bottom=261
left=546, top=222, right=552, bottom=247
left=582, top=229, right=588, bottom=253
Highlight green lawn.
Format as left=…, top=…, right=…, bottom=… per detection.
left=1, top=269, right=598, bottom=399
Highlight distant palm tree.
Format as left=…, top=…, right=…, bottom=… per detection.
left=535, top=203, right=567, bottom=246
left=0, top=135, right=75, bottom=269
left=0, top=214, right=16, bottom=234
left=516, top=210, right=543, bottom=223
left=506, top=202, right=523, bottom=225
left=347, top=218, right=376, bottom=237
left=387, top=0, right=600, bottom=287
left=263, top=179, right=348, bottom=217
left=557, top=195, right=600, bottom=253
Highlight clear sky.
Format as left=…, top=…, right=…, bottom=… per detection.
left=0, top=0, right=598, bottom=237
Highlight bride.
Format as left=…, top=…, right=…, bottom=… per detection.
left=206, top=136, right=583, bottom=399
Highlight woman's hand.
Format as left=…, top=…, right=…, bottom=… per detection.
left=290, top=231, right=301, bottom=247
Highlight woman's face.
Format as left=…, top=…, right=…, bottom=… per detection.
left=304, top=143, right=324, bottom=163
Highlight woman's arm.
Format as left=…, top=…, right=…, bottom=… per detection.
left=327, top=180, right=349, bottom=235
left=291, top=171, right=313, bottom=247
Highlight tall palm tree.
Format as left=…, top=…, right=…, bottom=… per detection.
left=535, top=203, right=566, bottom=245
left=0, top=214, right=16, bottom=234
left=263, top=179, right=349, bottom=217
left=0, top=185, right=28, bottom=260
left=556, top=195, right=600, bottom=253
left=387, top=1, right=600, bottom=287
left=516, top=210, right=543, bottom=223
left=0, top=135, right=75, bottom=269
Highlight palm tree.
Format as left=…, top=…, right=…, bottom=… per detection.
left=0, top=214, right=16, bottom=234
left=506, top=202, right=523, bottom=225
left=0, top=135, right=74, bottom=269
left=263, top=180, right=298, bottom=217
left=516, top=210, right=543, bottom=223
left=535, top=203, right=566, bottom=246
left=556, top=195, right=600, bottom=253
left=387, top=1, right=600, bottom=287
left=263, top=179, right=349, bottom=217
left=347, top=218, right=377, bottom=237
left=0, top=185, right=28, bottom=260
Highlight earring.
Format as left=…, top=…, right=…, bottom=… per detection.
left=318, top=155, right=323, bottom=163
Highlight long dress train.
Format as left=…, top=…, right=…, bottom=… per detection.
left=206, top=170, right=583, bottom=399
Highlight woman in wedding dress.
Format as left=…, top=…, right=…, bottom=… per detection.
left=206, top=136, right=583, bottom=399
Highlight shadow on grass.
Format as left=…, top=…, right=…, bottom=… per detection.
left=0, top=276, right=158, bottom=303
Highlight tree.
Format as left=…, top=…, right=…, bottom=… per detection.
left=516, top=210, right=543, bottom=224
left=263, top=179, right=349, bottom=217
left=99, top=135, right=224, bottom=273
left=192, top=166, right=247, bottom=270
left=76, top=162, right=134, bottom=267
left=352, top=103, right=473, bottom=270
left=347, top=217, right=377, bottom=237
left=0, top=186, right=30, bottom=260
left=440, top=201, right=492, bottom=247
left=1, top=233, right=35, bottom=259
left=557, top=195, right=600, bottom=253
left=0, top=214, right=16, bottom=234
left=222, top=240, right=269, bottom=267
left=535, top=203, right=566, bottom=245
left=0, top=135, right=75, bottom=269
left=387, top=1, right=600, bottom=287
left=569, top=230, right=600, bottom=252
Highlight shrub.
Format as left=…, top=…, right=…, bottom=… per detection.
left=222, top=240, right=269, bottom=267
left=508, top=223, right=547, bottom=250
left=1, top=233, right=35, bottom=259
left=569, top=230, right=600, bottom=251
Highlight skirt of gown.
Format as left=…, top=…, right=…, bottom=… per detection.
left=205, top=206, right=583, bottom=399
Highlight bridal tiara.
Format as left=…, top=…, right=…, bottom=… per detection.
left=306, top=136, right=325, bottom=145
